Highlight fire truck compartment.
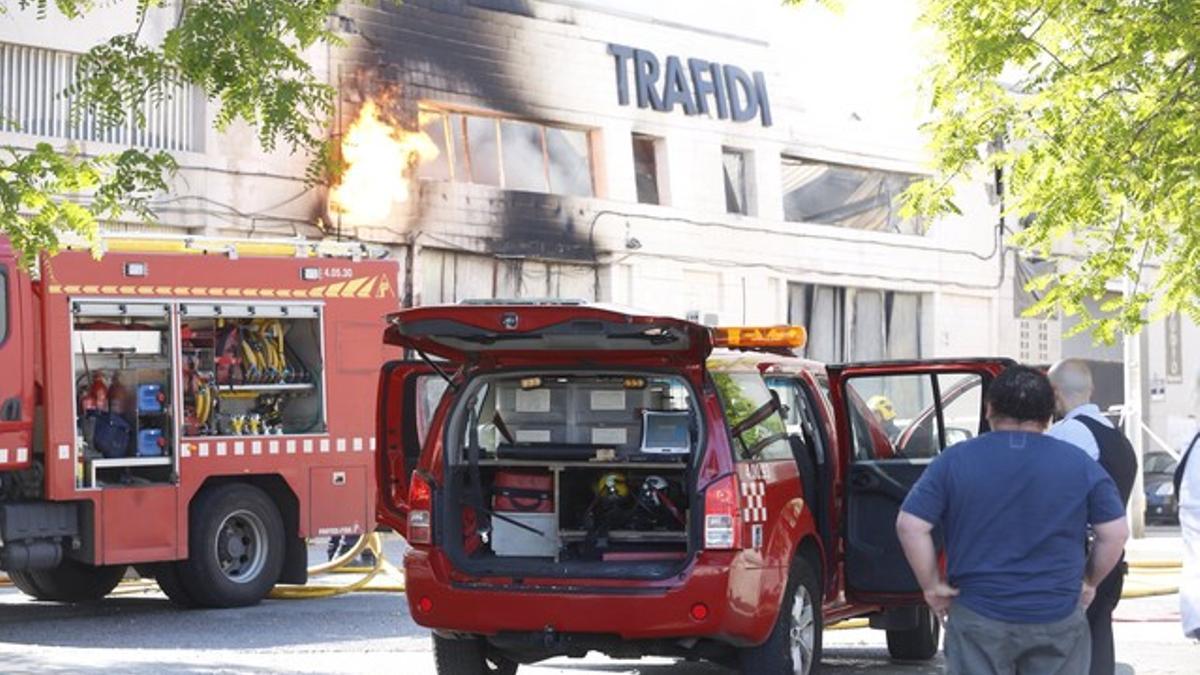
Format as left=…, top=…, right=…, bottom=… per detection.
left=442, top=372, right=698, bottom=579
left=71, top=300, right=329, bottom=488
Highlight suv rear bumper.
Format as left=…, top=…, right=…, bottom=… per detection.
left=404, top=548, right=783, bottom=645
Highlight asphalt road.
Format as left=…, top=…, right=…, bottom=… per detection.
left=0, top=528, right=1193, bottom=674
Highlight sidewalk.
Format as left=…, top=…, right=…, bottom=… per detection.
left=1113, top=528, right=1194, bottom=673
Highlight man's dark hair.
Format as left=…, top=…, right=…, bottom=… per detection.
left=986, top=365, right=1056, bottom=423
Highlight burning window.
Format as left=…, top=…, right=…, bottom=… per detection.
left=418, top=109, right=595, bottom=198
left=328, top=100, right=440, bottom=229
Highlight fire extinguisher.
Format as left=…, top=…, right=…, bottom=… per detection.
left=87, top=373, right=109, bottom=412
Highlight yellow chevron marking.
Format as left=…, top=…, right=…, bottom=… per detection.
left=356, top=276, right=378, bottom=298
left=324, top=281, right=347, bottom=297
left=173, top=287, right=192, bottom=296
left=308, top=287, right=325, bottom=298
left=154, top=286, right=171, bottom=294
left=49, top=285, right=63, bottom=294
left=341, top=277, right=371, bottom=298
left=81, top=285, right=99, bottom=294
left=100, top=285, right=118, bottom=294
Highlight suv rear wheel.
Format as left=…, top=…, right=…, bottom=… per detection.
left=432, top=634, right=518, bottom=675
left=739, top=556, right=823, bottom=674
left=886, top=606, right=940, bottom=661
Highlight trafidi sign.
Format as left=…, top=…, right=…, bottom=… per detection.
left=607, top=44, right=773, bottom=127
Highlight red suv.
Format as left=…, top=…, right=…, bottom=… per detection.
left=376, top=302, right=1008, bottom=674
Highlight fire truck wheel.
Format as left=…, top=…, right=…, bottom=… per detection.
left=432, top=634, right=519, bottom=675
left=6, top=559, right=126, bottom=603
left=886, top=606, right=941, bottom=661
left=739, top=556, right=823, bottom=675
left=179, top=483, right=285, bottom=608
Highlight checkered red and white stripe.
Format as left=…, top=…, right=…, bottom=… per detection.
left=0, top=446, right=29, bottom=467
left=178, top=437, right=375, bottom=460
left=741, top=479, right=768, bottom=523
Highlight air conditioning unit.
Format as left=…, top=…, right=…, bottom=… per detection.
left=685, top=310, right=721, bottom=326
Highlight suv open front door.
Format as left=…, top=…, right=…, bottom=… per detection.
left=828, top=358, right=1013, bottom=604
left=376, top=360, right=452, bottom=537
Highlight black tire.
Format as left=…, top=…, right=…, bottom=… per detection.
left=153, top=562, right=200, bottom=608
left=887, top=606, right=941, bottom=661
left=6, top=559, right=126, bottom=603
left=433, top=634, right=518, bottom=675
left=740, top=556, right=823, bottom=674
left=177, top=483, right=285, bottom=608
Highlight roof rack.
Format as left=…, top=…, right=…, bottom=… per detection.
left=57, top=232, right=388, bottom=261
left=458, top=298, right=588, bottom=306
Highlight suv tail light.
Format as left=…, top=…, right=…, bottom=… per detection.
left=704, top=474, right=742, bottom=550
left=408, top=471, right=434, bottom=545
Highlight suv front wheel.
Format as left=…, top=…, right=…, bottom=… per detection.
left=886, top=606, right=940, bottom=661
left=433, top=634, right=518, bottom=675
left=739, top=556, right=824, bottom=674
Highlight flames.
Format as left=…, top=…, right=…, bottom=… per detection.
left=328, top=100, right=439, bottom=228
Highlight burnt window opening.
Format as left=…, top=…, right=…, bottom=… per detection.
left=781, top=157, right=924, bottom=235
left=632, top=133, right=663, bottom=205
left=723, top=147, right=751, bottom=216
left=787, top=282, right=923, bottom=362
left=419, top=109, right=595, bottom=198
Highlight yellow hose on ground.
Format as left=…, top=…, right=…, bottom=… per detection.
left=1128, top=560, right=1183, bottom=570
left=100, top=532, right=407, bottom=599
left=268, top=532, right=407, bottom=599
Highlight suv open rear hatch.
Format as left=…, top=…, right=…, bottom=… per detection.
left=384, top=301, right=713, bottom=367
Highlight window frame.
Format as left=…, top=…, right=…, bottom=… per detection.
left=711, top=369, right=791, bottom=463
left=418, top=107, right=597, bottom=198
left=632, top=132, right=664, bottom=206
left=843, top=370, right=989, bottom=462
left=780, top=155, right=925, bottom=234
left=722, top=146, right=752, bottom=216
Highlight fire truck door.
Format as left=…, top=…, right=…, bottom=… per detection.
left=827, top=358, right=1012, bottom=603
left=0, top=254, right=32, bottom=469
left=375, top=360, right=449, bottom=535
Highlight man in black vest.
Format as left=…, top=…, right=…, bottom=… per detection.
left=1048, top=359, right=1139, bottom=675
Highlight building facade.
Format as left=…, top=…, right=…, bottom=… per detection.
left=1, top=0, right=1197, bottom=451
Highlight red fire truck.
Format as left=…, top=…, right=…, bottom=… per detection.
left=0, top=234, right=398, bottom=607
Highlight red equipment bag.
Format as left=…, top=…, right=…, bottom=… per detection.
left=214, top=323, right=242, bottom=385
left=492, top=471, right=553, bottom=513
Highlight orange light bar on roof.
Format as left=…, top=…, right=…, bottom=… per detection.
left=712, top=325, right=808, bottom=350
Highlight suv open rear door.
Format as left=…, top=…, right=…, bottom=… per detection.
left=375, top=360, right=452, bottom=536
left=827, top=358, right=1013, bottom=604
left=383, top=301, right=712, bottom=367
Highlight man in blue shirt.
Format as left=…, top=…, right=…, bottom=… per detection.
left=896, top=365, right=1129, bottom=674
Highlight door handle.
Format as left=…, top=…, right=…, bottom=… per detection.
left=850, top=472, right=877, bottom=489
left=0, top=397, right=19, bottom=422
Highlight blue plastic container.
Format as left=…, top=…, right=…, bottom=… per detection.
left=137, top=429, right=165, bottom=457
left=137, top=384, right=165, bottom=413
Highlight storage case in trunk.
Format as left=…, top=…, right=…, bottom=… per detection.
left=492, top=471, right=554, bottom=513
left=492, top=512, right=558, bottom=557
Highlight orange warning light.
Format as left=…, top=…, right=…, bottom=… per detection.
left=712, top=325, right=808, bottom=350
